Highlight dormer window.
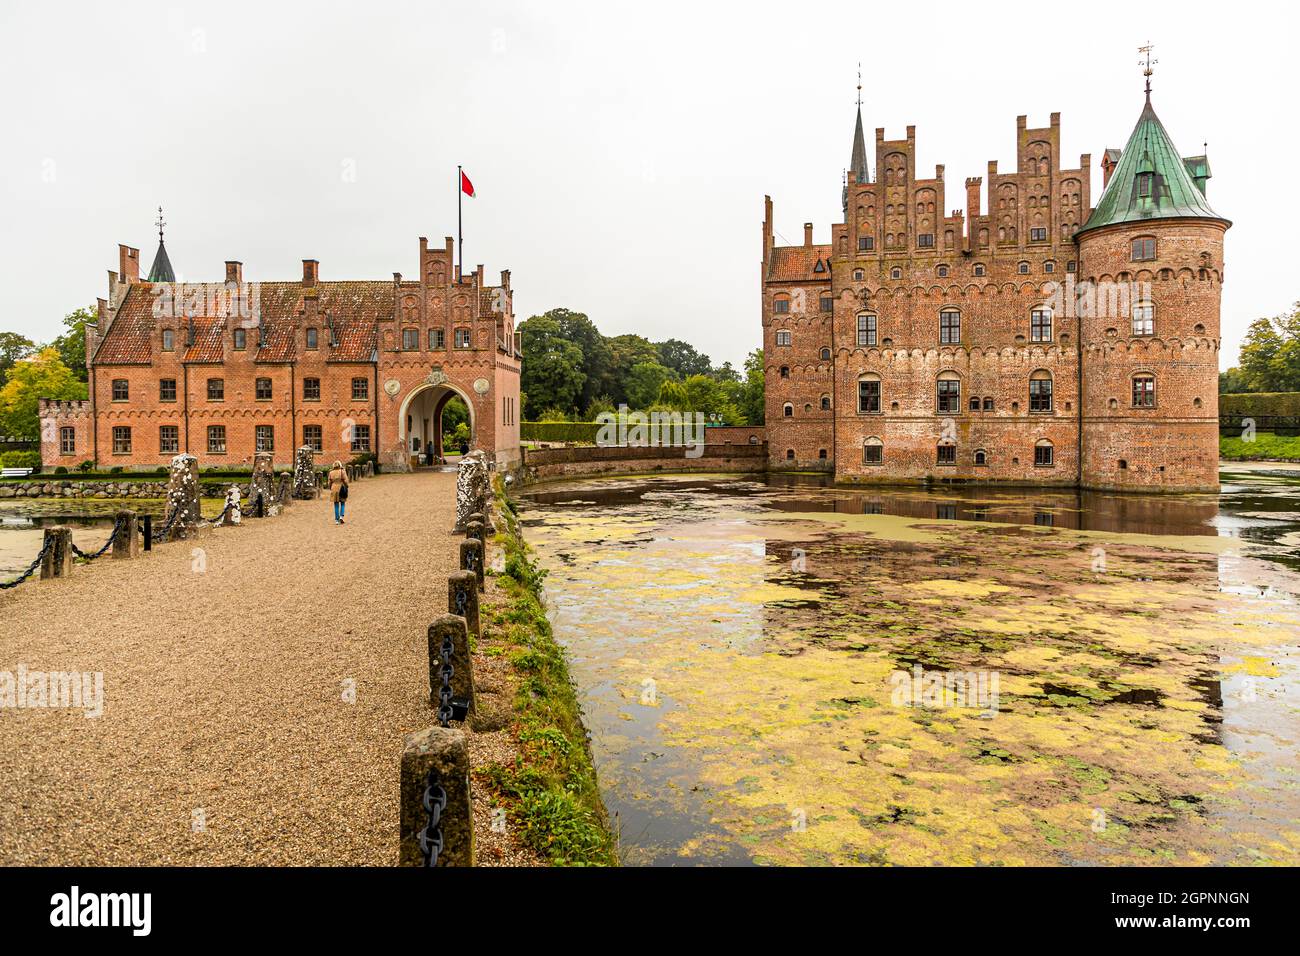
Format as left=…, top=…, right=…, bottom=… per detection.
left=1136, top=172, right=1154, bottom=198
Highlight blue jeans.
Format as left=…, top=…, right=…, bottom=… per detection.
left=334, top=500, right=346, bottom=521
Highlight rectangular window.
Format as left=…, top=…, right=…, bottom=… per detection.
left=112, top=379, right=129, bottom=401
left=1132, top=376, right=1155, bottom=408
left=858, top=236, right=873, bottom=251
left=350, top=424, right=371, bottom=452
left=306, top=328, right=319, bottom=349
left=983, top=397, right=994, bottom=412
left=112, top=426, right=131, bottom=454
left=773, top=299, right=790, bottom=314
left=937, top=379, right=960, bottom=413
left=858, top=379, right=881, bottom=414
left=402, top=328, right=419, bottom=350
left=1031, top=309, right=1053, bottom=342
left=207, top=425, right=226, bottom=454
left=857, top=314, right=877, bottom=347
left=1132, top=303, right=1154, bottom=336
left=159, top=425, right=179, bottom=454
left=1131, top=238, right=1156, bottom=261
left=1035, top=444, right=1055, bottom=467
left=159, top=378, right=177, bottom=402
left=937, top=444, right=956, bottom=465
left=940, top=310, right=960, bottom=344
left=775, top=330, right=792, bottom=346
left=917, top=233, right=934, bottom=248
left=303, top=377, right=320, bottom=401
left=352, top=377, right=369, bottom=401
left=255, top=424, right=274, bottom=452
left=863, top=442, right=883, bottom=465
left=162, top=329, right=174, bottom=351
left=1030, top=227, right=1047, bottom=242
left=429, top=328, right=445, bottom=349
left=304, top=424, right=323, bottom=452
left=59, top=426, right=75, bottom=455
left=207, top=378, right=224, bottom=401
left=454, top=328, right=471, bottom=349
left=255, top=377, right=272, bottom=400
left=233, top=328, right=247, bottom=350
left=1029, top=378, right=1053, bottom=412
left=819, top=296, right=833, bottom=313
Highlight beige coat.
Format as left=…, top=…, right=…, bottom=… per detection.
left=328, top=467, right=348, bottom=503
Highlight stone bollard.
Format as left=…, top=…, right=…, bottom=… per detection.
left=164, top=453, right=204, bottom=541
left=364, top=460, right=374, bottom=478
left=399, top=726, right=474, bottom=867
left=465, top=518, right=486, bottom=549
left=427, top=613, right=475, bottom=721
left=111, top=511, right=140, bottom=559
left=453, top=452, right=495, bottom=533
left=292, top=446, right=317, bottom=500
left=39, top=527, right=73, bottom=580
left=220, top=485, right=242, bottom=526
left=459, top=539, right=484, bottom=590
left=448, top=571, right=481, bottom=642
left=249, top=452, right=274, bottom=516
left=276, top=472, right=293, bottom=507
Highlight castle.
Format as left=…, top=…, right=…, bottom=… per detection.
left=762, top=79, right=1228, bottom=492
left=40, top=232, right=522, bottom=473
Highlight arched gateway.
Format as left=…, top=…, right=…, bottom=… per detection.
left=43, top=234, right=522, bottom=475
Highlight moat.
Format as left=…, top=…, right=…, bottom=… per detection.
left=518, top=468, right=1300, bottom=866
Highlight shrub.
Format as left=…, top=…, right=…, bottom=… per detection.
left=54, top=465, right=68, bottom=475
left=1220, top=392, right=1300, bottom=418
left=77, top=460, right=94, bottom=473
left=109, top=465, right=123, bottom=474
left=520, top=421, right=601, bottom=444
left=0, top=450, right=41, bottom=469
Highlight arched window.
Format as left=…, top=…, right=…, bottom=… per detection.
left=819, top=347, right=831, bottom=361
left=890, top=267, right=902, bottom=280
left=863, top=436, right=883, bottom=465
left=773, top=294, right=791, bottom=314
left=1017, top=261, right=1030, bottom=275
left=1132, top=374, right=1156, bottom=408
left=775, top=329, right=792, bottom=346
left=858, top=374, right=881, bottom=413
left=1034, top=439, right=1054, bottom=467
left=936, top=370, right=961, bottom=413
left=937, top=443, right=956, bottom=465
left=1031, top=307, right=1053, bottom=342
left=1131, top=237, right=1156, bottom=261
left=783, top=402, right=793, bottom=417
left=820, top=394, right=831, bottom=411
left=779, top=366, right=790, bottom=379
left=857, top=313, right=877, bottom=347
left=973, top=264, right=986, bottom=276
left=969, top=397, right=980, bottom=412
left=785, top=448, right=795, bottom=460
left=1029, top=370, right=1053, bottom=412
left=1132, top=301, right=1154, bottom=336
left=983, top=397, right=994, bottom=412
left=974, top=449, right=988, bottom=466
left=940, top=309, right=960, bottom=344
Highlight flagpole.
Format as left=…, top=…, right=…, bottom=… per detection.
left=457, top=164, right=463, bottom=282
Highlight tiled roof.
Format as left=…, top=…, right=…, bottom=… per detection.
left=767, top=245, right=832, bottom=282
left=95, top=281, right=388, bottom=365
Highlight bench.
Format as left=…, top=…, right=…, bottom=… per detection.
left=1, top=468, right=34, bottom=478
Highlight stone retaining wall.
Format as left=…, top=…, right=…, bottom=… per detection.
left=0, top=479, right=243, bottom=500
left=520, top=443, right=767, bottom=483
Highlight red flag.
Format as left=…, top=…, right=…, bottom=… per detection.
left=460, top=170, right=475, bottom=198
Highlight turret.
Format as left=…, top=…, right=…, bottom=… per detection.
left=1076, top=93, right=1230, bottom=492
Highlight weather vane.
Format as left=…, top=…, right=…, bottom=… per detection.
left=1138, top=43, right=1157, bottom=100
left=856, top=61, right=862, bottom=108
left=156, top=205, right=166, bottom=243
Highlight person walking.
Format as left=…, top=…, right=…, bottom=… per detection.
left=328, top=460, right=349, bottom=524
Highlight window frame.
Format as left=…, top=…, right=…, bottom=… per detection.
left=1030, top=307, right=1053, bottom=343
left=161, top=328, right=175, bottom=352
left=111, top=379, right=129, bottom=402
left=1131, top=301, right=1155, bottom=337
left=255, top=377, right=273, bottom=401
left=303, top=424, right=323, bottom=453
left=59, top=426, right=75, bottom=455
left=402, top=328, right=419, bottom=351
left=939, top=310, right=961, bottom=345
left=1029, top=372, right=1053, bottom=413
left=1034, top=440, right=1055, bottom=467
left=454, top=328, right=472, bottom=349
left=858, top=376, right=882, bottom=414
left=936, top=443, right=957, bottom=465
left=255, top=424, right=274, bottom=453
left=351, top=377, right=369, bottom=401
left=207, top=378, right=224, bottom=401
left=1131, top=237, right=1157, bottom=262
left=429, top=328, right=446, bottom=350
left=233, top=328, right=247, bottom=350
left=303, top=377, right=321, bottom=402
left=159, top=424, right=179, bottom=455
left=1132, top=374, right=1156, bottom=408
left=350, top=424, right=371, bottom=453
left=207, top=425, right=227, bottom=455
left=857, top=313, right=877, bottom=347
left=111, top=425, right=131, bottom=455
left=936, top=375, right=961, bottom=414
left=775, top=330, right=792, bottom=347
left=863, top=438, right=883, bottom=465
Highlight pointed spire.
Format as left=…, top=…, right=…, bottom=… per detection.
left=147, top=205, right=175, bottom=283
left=849, top=63, right=869, bottom=187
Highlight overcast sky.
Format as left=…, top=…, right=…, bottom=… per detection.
left=1, top=1, right=1291, bottom=371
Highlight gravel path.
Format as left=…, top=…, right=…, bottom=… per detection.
left=0, top=471, right=490, bottom=865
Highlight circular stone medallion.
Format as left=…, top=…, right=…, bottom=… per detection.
left=473, top=378, right=490, bottom=395
left=383, top=379, right=401, bottom=397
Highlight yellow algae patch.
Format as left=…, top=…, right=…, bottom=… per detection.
left=910, top=579, right=1013, bottom=599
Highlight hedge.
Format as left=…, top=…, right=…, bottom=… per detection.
left=0, top=450, right=41, bottom=469
left=1219, top=392, right=1300, bottom=418
left=521, top=421, right=601, bottom=444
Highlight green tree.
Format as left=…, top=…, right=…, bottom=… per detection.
left=606, top=333, right=660, bottom=405
left=1219, top=368, right=1248, bottom=394
left=51, top=306, right=93, bottom=382
left=656, top=338, right=712, bottom=379
left=0, top=332, right=37, bottom=385
left=519, top=313, right=587, bottom=418
left=1237, top=304, right=1300, bottom=393
left=625, top=361, right=671, bottom=409
left=739, top=348, right=765, bottom=425
left=0, top=347, right=87, bottom=438
left=548, top=308, right=614, bottom=410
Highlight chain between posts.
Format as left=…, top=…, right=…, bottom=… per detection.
left=70, top=515, right=124, bottom=562
left=437, top=629, right=456, bottom=727
left=0, top=540, right=51, bottom=590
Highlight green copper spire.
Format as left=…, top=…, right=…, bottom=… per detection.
left=1077, top=97, right=1227, bottom=237
left=147, top=205, right=175, bottom=283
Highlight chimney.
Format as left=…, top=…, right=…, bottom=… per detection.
left=476, top=264, right=484, bottom=286
left=965, top=177, right=982, bottom=220
left=1101, top=151, right=1118, bottom=188
left=803, top=223, right=814, bottom=247
left=302, top=259, right=318, bottom=286
left=393, top=272, right=402, bottom=289
left=500, top=269, right=511, bottom=292
left=225, top=261, right=243, bottom=284
left=118, top=244, right=140, bottom=284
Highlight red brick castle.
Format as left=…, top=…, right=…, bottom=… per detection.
left=762, top=76, right=1228, bottom=492
left=41, top=229, right=522, bottom=473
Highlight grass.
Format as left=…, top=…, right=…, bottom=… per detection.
left=1220, top=432, right=1300, bottom=461
left=477, top=478, right=618, bottom=866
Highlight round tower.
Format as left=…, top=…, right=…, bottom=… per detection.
left=1075, top=93, right=1229, bottom=492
